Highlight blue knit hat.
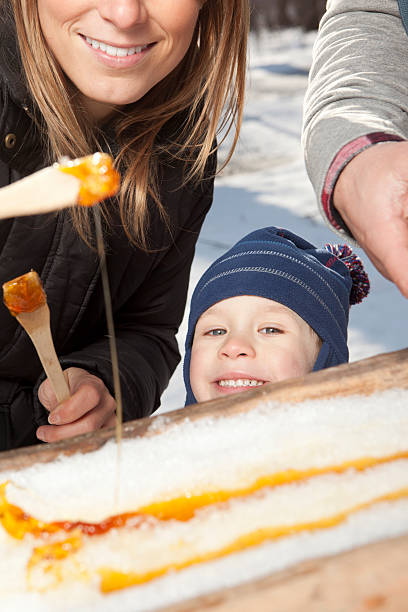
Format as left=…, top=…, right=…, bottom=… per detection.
left=183, top=226, right=370, bottom=405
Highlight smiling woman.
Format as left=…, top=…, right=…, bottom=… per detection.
left=37, top=0, right=202, bottom=112
left=12, top=0, right=247, bottom=245
left=0, top=0, right=249, bottom=450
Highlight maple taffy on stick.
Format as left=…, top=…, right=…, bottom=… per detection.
left=0, top=153, right=120, bottom=218
left=2, top=271, right=70, bottom=405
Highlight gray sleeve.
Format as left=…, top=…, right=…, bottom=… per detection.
left=302, top=0, right=408, bottom=220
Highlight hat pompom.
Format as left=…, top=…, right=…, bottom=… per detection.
left=325, top=244, right=370, bottom=305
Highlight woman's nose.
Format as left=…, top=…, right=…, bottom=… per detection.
left=97, top=0, right=148, bottom=30
left=219, top=335, right=256, bottom=359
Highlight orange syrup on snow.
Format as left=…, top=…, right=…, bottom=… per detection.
left=1, top=450, right=408, bottom=592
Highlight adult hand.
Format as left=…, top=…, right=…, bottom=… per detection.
left=36, top=367, right=116, bottom=443
left=333, top=141, right=408, bottom=298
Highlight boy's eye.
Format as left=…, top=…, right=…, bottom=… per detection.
left=206, top=328, right=226, bottom=336
left=259, top=327, right=282, bottom=335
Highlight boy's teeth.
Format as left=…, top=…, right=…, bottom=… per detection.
left=85, top=36, right=146, bottom=57
left=218, top=379, right=263, bottom=388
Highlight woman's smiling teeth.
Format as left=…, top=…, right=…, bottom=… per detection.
left=85, top=36, right=149, bottom=57
left=218, top=379, right=264, bottom=388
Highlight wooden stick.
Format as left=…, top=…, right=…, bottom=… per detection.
left=0, top=166, right=81, bottom=218
left=17, top=304, right=70, bottom=404
left=0, top=152, right=120, bottom=218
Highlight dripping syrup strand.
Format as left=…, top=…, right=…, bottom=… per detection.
left=93, top=207, right=123, bottom=506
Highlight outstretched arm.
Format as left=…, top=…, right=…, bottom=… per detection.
left=303, top=0, right=408, bottom=295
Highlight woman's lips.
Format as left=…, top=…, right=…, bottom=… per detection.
left=81, top=34, right=155, bottom=67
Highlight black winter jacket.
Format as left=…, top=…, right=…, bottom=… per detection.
left=0, top=14, right=215, bottom=451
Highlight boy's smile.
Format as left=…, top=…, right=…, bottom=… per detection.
left=212, top=373, right=266, bottom=395
left=190, top=295, right=321, bottom=403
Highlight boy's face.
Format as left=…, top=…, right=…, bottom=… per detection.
left=190, top=295, right=321, bottom=403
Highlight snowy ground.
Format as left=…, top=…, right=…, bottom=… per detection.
left=160, top=28, right=408, bottom=413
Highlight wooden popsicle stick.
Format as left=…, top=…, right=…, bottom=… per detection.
left=0, top=166, right=81, bottom=219
left=17, top=304, right=70, bottom=404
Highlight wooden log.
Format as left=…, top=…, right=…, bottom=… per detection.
left=159, top=534, right=408, bottom=612
left=0, top=347, right=407, bottom=472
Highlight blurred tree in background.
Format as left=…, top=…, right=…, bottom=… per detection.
left=251, top=0, right=326, bottom=32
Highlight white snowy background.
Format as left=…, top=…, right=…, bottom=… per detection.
left=160, top=28, right=408, bottom=413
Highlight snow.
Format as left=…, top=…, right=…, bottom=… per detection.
left=160, top=28, right=408, bottom=413
left=2, top=389, right=408, bottom=611
left=3, top=390, right=408, bottom=521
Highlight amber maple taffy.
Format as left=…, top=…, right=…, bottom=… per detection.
left=2, top=271, right=70, bottom=404
left=0, top=152, right=120, bottom=217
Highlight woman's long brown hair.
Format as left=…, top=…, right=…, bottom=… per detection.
left=10, top=0, right=249, bottom=247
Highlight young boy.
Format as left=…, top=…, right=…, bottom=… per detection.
left=183, top=226, right=370, bottom=405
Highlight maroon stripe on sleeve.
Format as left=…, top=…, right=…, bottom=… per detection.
left=322, top=133, right=404, bottom=230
